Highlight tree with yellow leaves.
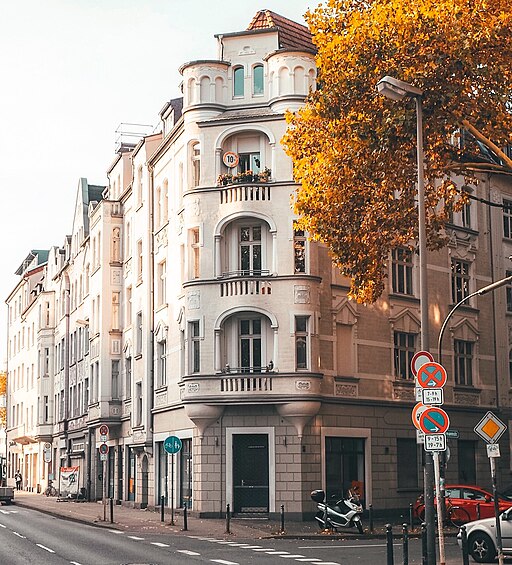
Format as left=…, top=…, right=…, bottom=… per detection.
left=283, top=0, right=512, bottom=303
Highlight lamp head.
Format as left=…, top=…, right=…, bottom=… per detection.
left=377, top=76, right=423, bottom=101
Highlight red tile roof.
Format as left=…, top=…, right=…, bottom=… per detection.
left=247, top=10, right=315, bottom=52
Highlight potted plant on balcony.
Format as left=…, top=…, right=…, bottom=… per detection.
left=256, top=167, right=271, bottom=182
left=217, top=173, right=233, bottom=186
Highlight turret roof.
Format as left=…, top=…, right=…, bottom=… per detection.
left=247, top=9, right=315, bottom=52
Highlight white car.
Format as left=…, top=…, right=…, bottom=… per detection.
left=458, top=507, right=512, bottom=562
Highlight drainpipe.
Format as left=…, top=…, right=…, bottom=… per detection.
left=147, top=162, right=155, bottom=446
left=63, top=273, right=71, bottom=467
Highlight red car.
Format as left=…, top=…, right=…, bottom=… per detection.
left=413, top=485, right=512, bottom=524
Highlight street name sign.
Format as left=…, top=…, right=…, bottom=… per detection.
left=474, top=411, right=507, bottom=444
left=446, top=429, right=459, bottom=440
left=419, top=407, right=450, bottom=434
left=425, top=434, right=447, bottom=452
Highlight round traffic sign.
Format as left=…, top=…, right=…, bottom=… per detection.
left=419, top=407, right=450, bottom=434
left=416, top=362, right=447, bottom=389
left=411, top=351, right=434, bottom=377
left=164, top=435, right=183, bottom=454
left=222, top=151, right=239, bottom=168
left=412, top=402, right=429, bottom=430
left=99, top=425, right=109, bottom=436
left=99, top=443, right=109, bottom=455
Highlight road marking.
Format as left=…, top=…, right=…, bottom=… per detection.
left=108, top=529, right=123, bottom=534
left=210, top=561, right=239, bottom=565
left=0, top=523, right=6, bottom=528
left=316, top=562, right=341, bottom=565
left=279, top=556, right=306, bottom=559
left=127, top=535, right=145, bottom=540
left=36, top=544, right=55, bottom=553
left=235, top=545, right=261, bottom=548
left=252, top=548, right=274, bottom=551
left=299, top=543, right=395, bottom=549
left=216, top=541, right=240, bottom=545
left=295, top=560, right=322, bottom=563
left=13, top=531, right=26, bottom=538
left=177, top=550, right=201, bottom=556
left=70, top=562, right=83, bottom=565
left=265, top=551, right=290, bottom=555
left=151, top=542, right=170, bottom=547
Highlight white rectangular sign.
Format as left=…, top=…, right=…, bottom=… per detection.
left=424, top=434, right=446, bottom=452
left=100, top=453, right=108, bottom=461
left=422, top=388, right=444, bottom=405
left=415, top=387, right=423, bottom=402
left=416, top=429, right=425, bottom=444
left=486, top=443, right=500, bottom=458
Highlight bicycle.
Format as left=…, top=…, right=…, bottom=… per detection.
left=416, top=496, right=471, bottom=527
left=44, top=481, right=57, bottom=497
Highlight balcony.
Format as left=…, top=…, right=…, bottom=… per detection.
left=220, top=271, right=272, bottom=296
left=179, top=371, right=322, bottom=403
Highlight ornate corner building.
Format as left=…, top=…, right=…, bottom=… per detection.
left=6, top=10, right=512, bottom=518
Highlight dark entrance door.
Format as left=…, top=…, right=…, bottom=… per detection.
left=233, top=434, right=269, bottom=514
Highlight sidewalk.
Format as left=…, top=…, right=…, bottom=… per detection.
left=10, top=490, right=449, bottom=540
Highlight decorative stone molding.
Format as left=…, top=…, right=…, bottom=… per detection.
left=110, top=405, right=121, bottom=416
left=335, top=383, right=358, bottom=397
left=393, top=387, right=416, bottom=401
left=454, top=391, right=480, bottom=405
left=132, top=430, right=146, bottom=444
left=155, top=391, right=167, bottom=407
left=187, top=382, right=200, bottom=393
left=188, top=291, right=200, bottom=310
left=294, top=285, right=310, bottom=304
left=111, top=269, right=121, bottom=285
left=295, top=380, right=311, bottom=391
left=156, top=226, right=168, bottom=249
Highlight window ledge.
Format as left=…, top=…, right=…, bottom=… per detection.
left=449, top=304, right=479, bottom=314
left=453, top=385, right=481, bottom=393
left=389, top=293, right=419, bottom=303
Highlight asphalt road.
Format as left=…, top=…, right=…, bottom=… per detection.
left=0, top=506, right=471, bottom=564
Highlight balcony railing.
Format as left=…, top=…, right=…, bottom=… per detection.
left=220, top=277, right=272, bottom=296
left=221, top=375, right=273, bottom=393
left=219, top=184, right=271, bottom=204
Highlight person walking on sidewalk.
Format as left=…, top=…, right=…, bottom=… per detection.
left=15, top=471, right=22, bottom=491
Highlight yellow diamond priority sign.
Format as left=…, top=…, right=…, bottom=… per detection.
left=474, top=411, right=507, bottom=444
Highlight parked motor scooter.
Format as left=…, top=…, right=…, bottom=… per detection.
left=311, top=488, right=364, bottom=533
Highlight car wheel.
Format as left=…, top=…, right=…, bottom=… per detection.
left=468, top=532, right=497, bottom=563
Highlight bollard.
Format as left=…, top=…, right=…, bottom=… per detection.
left=182, top=505, right=188, bottom=531
left=109, top=497, right=114, bottom=524
left=225, top=503, right=231, bottom=534
left=409, top=503, right=414, bottom=531
left=160, top=495, right=165, bottom=522
left=386, top=524, right=394, bottom=565
left=280, top=504, right=285, bottom=533
left=476, top=502, right=480, bottom=521
left=460, top=525, right=470, bottom=565
left=402, top=523, right=408, bottom=565
left=369, top=503, right=374, bottom=533
left=421, top=523, right=427, bottom=565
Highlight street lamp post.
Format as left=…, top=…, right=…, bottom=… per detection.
left=437, top=273, right=512, bottom=565
left=377, top=76, right=437, bottom=565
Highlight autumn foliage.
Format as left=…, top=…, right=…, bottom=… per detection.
left=283, top=0, right=512, bottom=303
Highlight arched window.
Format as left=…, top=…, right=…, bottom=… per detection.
left=233, top=66, right=244, bottom=97
left=200, top=76, right=210, bottom=102
left=253, top=64, right=264, bottom=95
left=191, top=142, right=201, bottom=187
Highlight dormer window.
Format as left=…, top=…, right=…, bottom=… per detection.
left=253, top=64, right=264, bottom=95
left=233, top=66, right=244, bottom=97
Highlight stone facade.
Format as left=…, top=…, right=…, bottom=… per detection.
left=5, top=11, right=512, bottom=518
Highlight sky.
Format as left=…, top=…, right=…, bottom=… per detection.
left=0, top=0, right=317, bottom=366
